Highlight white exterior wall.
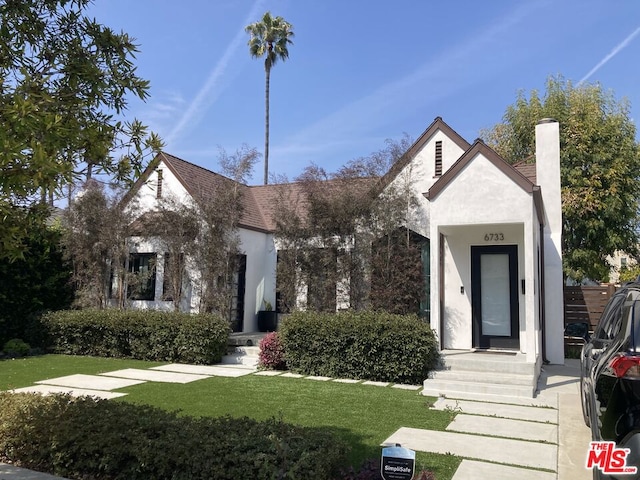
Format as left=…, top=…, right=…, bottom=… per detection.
left=429, top=152, right=542, bottom=363
left=384, top=130, right=466, bottom=237
left=124, top=160, right=276, bottom=332
left=129, top=161, right=191, bottom=214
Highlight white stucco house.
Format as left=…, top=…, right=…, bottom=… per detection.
left=122, top=116, right=564, bottom=389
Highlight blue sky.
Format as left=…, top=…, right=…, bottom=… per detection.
left=88, top=0, right=640, bottom=184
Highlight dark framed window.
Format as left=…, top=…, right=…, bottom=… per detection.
left=128, top=253, right=156, bottom=301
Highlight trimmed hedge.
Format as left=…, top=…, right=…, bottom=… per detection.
left=0, top=393, right=348, bottom=480
left=279, top=311, right=439, bottom=384
left=41, top=310, right=231, bottom=364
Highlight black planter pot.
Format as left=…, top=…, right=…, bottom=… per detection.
left=257, top=311, right=278, bottom=332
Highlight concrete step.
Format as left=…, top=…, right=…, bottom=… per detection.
left=425, top=351, right=539, bottom=398
left=221, top=346, right=260, bottom=367
left=429, top=369, right=535, bottom=387
left=441, top=351, right=536, bottom=376
left=229, top=346, right=261, bottom=356
left=422, top=378, right=536, bottom=398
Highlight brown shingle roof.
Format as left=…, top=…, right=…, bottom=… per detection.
left=139, top=153, right=377, bottom=234
left=513, top=159, right=537, bottom=184
left=159, top=153, right=271, bottom=232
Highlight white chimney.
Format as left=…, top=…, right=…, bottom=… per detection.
left=536, top=119, right=561, bottom=236
left=536, top=118, right=564, bottom=364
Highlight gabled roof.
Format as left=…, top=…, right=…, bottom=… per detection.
left=373, top=117, right=471, bottom=196
left=126, top=152, right=272, bottom=233
left=129, top=153, right=377, bottom=234
left=426, top=139, right=536, bottom=200
left=425, top=140, right=545, bottom=225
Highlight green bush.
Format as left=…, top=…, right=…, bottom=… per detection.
left=0, top=393, right=348, bottom=480
left=2, top=338, right=31, bottom=358
left=279, top=311, right=439, bottom=384
left=41, top=310, right=231, bottom=364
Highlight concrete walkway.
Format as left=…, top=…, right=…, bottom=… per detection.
left=384, top=359, right=591, bottom=479
left=1, top=360, right=591, bottom=480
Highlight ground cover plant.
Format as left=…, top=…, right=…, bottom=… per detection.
left=0, top=355, right=461, bottom=478
left=0, top=393, right=346, bottom=480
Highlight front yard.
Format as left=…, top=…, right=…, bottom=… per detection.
left=0, top=355, right=461, bottom=478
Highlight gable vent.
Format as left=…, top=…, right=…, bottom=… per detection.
left=435, top=140, right=443, bottom=176
left=156, top=169, right=163, bottom=198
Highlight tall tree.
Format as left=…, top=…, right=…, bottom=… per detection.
left=0, top=0, right=162, bottom=260
left=245, top=11, right=294, bottom=185
left=482, top=75, right=640, bottom=282
left=62, top=181, right=134, bottom=309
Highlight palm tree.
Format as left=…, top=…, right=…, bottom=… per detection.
left=245, top=12, right=294, bottom=185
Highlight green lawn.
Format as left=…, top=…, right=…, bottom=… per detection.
left=0, top=355, right=461, bottom=478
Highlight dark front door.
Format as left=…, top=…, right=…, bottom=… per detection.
left=471, top=245, right=519, bottom=349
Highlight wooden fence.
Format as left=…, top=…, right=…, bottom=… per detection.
left=563, top=285, right=617, bottom=332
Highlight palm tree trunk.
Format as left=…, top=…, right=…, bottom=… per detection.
left=264, top=65, right=270, bottom=185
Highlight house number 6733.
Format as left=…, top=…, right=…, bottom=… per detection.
left=484, top=233, right=504, bottom=241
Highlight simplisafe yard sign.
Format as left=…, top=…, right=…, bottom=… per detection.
left=381, top=445, right=415, bottom=480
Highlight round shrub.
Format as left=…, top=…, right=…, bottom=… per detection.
left=279, top=311, right=439, bottom=384
left=258, top=332, right=286, bottom=370
left=2, top=338, right=31, bottom=358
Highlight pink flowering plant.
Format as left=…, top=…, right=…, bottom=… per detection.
left=258, top=332, right=287, bottom=370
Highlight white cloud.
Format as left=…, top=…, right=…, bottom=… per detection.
left=164, top=0, right=268, bottom=147
left=578, top=26, right=640, bottom=86
left=274, top=2, right=544, bottom=167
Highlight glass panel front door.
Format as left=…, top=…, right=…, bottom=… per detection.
left=472, top=245, right=519, bottom=349
left=480, top=254, right=510, bottom=336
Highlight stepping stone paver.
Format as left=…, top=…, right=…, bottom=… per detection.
left=12, top=385, right=127, bottom=400
left=384, top=427, right=557, bottom=471
left=433, top=398, right=558, bottom=424
left=362, top=381, right=390, bottom=387
left=1, top=462, right=71, bottom=479
left=333, top=378, right=361, bottom=383
left=151, top=364, right=254, bottom=377
left=304, top=375, right=332, bottom=381
left=253, top=370, right=283, bottom=376
left=447, top=414, right=558, bottom=443
left=280, top=373, right=304, bottom=378
left=35, top=374, right=144, bottom=390
left=392, top=384, right=422, bottom=390
left=452, top=459, right=556, bottom=480
left=100, top=368, right=209, bottom=384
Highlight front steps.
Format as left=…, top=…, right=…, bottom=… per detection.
left=221, top=345, right=260, bottom=368
left=422, top=350, right=539, bottom=398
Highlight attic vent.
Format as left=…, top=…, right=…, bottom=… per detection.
left=156, top=169, right=163, bottom=198
left=435, top=141, right=443, bottom=176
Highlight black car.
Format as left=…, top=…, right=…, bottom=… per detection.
left=581, top=282, right=640, bottom=479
